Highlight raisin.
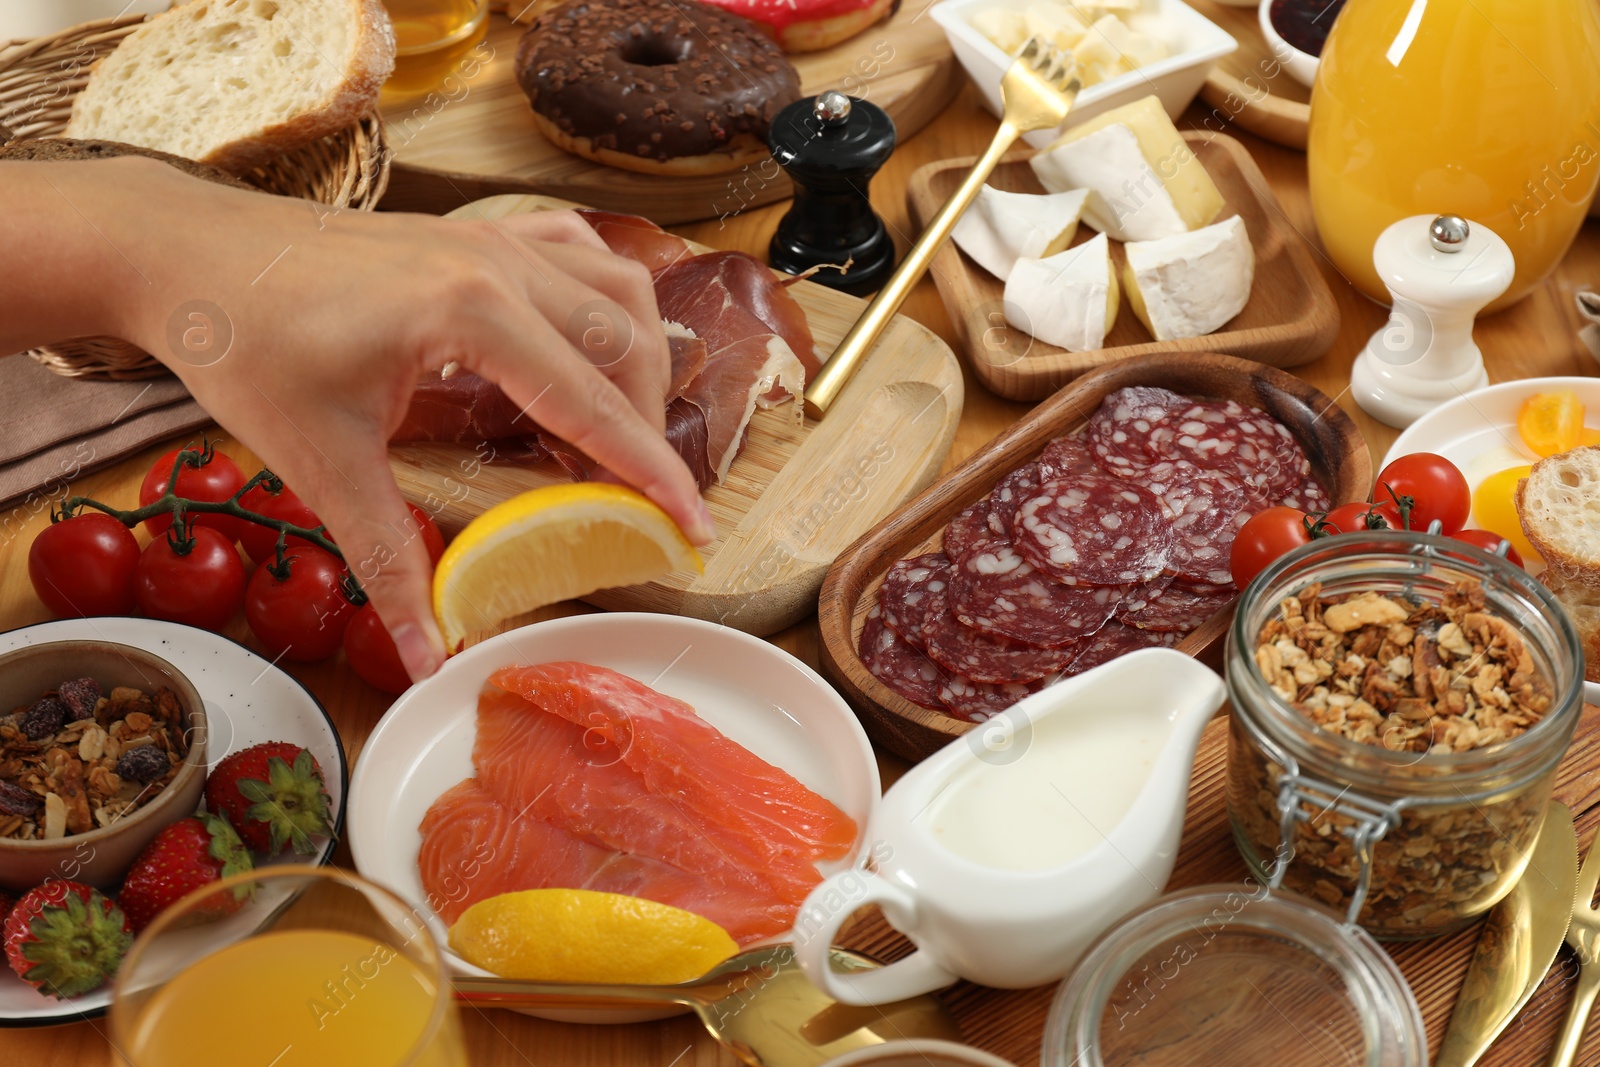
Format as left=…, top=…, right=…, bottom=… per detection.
left=0, top=782, right=40, bottom=816
left=57, top=678, right=102, bottom=721
left=115, top=746, right=171, bottom=785
left=19, top=696, right=67, bottom=740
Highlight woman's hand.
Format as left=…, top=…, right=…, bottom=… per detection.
left=10, top=157, right=712, bottom=681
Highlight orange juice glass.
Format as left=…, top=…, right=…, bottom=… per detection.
left=1307, top=0, right=1600, bottom=312
left=382, top=0, right=490, bottom=98
left=111, top=867, right=466, bottom=1067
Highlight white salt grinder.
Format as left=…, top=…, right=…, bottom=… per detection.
left=1350, top=214, right=1514, bottom=429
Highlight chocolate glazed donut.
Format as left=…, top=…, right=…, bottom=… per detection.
left=517, top=0, right=802, bottom=176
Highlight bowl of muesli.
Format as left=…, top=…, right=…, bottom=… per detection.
left=0, top=640, right=207, bottom=892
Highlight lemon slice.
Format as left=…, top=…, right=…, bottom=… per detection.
left=448, top=889, right=738, bottom=985
left=432, top=484, right=703, bottom=650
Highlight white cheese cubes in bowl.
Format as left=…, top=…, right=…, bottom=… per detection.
left=931, top=0, right=1238, bottom=149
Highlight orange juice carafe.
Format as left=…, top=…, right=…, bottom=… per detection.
left=1307, top=0, right=1600, bottom=312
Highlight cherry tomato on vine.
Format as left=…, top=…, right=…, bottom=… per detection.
left=28, top=513, right=140, bottom=618
left=342, top=603, right=412, bottom=695
left=407, top=502, right=446, bottom=567
left=1322, top=501, right=1404, bottom=534
left=138, top=448, right=248, bottom=543
left=135, top=526, right=246, bottom=631
left=1448, top=528, right=1525, bottom=568
left=245, top=547, right=357, bottom=662
left=1230, top=507, right=1313, bottom=589
left=237, top=484, right=324, bottom=566
left=1374, top=453, right=1471, bottom=534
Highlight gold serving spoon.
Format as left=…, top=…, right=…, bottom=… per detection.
left=803, top=36, right=1081, bottom=418
left=452, top=944, right=961, bottom=1067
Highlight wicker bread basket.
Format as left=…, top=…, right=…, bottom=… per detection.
left=0, top=14, right=391, bottom=381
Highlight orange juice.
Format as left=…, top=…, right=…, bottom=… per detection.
left=122, top=929, right=466, bottom=1067
left=1307, top=0, right=1600, bottom=312
left=382, top=0, right=489, bottom=98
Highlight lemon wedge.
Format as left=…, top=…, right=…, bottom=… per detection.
left=432, top=484, right=703, bottom=650
left=448, top=889, right=738, bottom=985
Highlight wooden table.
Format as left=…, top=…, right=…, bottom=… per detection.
left=6, top=83, right=1600, bottom=1066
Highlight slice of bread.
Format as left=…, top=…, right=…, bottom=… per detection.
left=1543, top=571, right=1600, bottom=684
left=65, top=0, right=395, bottom=175
left=1518, top=445, right=1600, bottom=590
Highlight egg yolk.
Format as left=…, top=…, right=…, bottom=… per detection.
left=1471, top=466, right=1541, bottom=564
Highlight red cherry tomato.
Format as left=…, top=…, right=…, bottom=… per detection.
left=237, top=484, right=324, bottom=566
left=1374, top=452, right=1471, bottom=534
left=1448, top=528, right=1525, bottom=568
left=28, top=513, right=141, bottom=618
left=1230, top=507, right=1313, bottom=589
left=407, top=502, right=446, bottom=567
left=135, top=526, right=246, bottom=631
left=343, top=603, right=412, bottom=694
left=1322, top=501, right=1404, bottom=534
left=138, top=448, right=248, bottom=543
left=244, top=547, right=357, bottom=662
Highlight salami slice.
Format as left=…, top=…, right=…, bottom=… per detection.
left=1086, top=386, right=1187, bottom=476
left=1119, top=574, right=1175, bottom=615
left=988, top=462, right=1045, bottom=537
left=1174, top=577, right=1236, bottom=596
left=859, top=605, right=948, bottom=709
left=938, top=674, right=1055, bottom=723
left=1013, top=474, right=1174, bottom=585
left=1066, top=622, right=1179, bottom=675
left=1161, top=399, right=1313, bottom=506
left=1039, top=434, right=1097, bottom=479
left=1118, top=583, right=1236, bottom=633
left=921, top=587, right=1081, bottom=684
left=950, top=539, right=1124, bottom=646
left=878, top=552, right=952, bottom=651
left=943, top=501, right=993, bottom=565
left=1160, top=467, right=1253, bottom=587
left=1277, top=473, right=1331, bottom=514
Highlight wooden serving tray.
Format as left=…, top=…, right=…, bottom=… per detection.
left=1187, top=0, right=1311, bottom=150
left=840, top=702, right=1600, bottom=1066
left=906, top=134, right=1340, bottom=401
left=388, top=195, right=964, bottom=638
left=377, top=4, right=961, bottom=223
left=817, top=352, right=1370, bottom=762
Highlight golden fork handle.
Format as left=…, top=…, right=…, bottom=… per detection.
left=802, top=121, right=1024, bottom=419
left=1548, top=958, right=1600, bottom=1067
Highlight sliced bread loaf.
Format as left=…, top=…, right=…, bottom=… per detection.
left=1543, top=571, right=1600, bottom=684
left=65, top=0, right=395, bottom=175
left=1517, top=445, right=1600, bottom=590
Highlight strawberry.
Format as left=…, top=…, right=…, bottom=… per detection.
left=4, top=880, right=132, bottom=998
left=204, top=742, right=333, bottom=856
left=118, top=814, right=254, bottom=932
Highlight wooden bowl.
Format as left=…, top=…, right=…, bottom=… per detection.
left=0, top=14, right=389, bottom=382
left=0, top=641, right=207, bottom=892
left=817, top=352, right=1372, bottom=762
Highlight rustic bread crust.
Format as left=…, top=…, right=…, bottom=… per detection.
left=0, top=137, right=252, bottom=188
left=1516, top=445, right=1600, bottom=593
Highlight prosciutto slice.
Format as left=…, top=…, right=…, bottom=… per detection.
left=576, top=209, right=694, bottom=275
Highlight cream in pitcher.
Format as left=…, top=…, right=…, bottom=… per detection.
left=794, top=648, right=1226, bottom=1005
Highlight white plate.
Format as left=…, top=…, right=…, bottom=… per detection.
left=0, top=618, right=347, bottom=1027
left=1382, top=375, right=1600, bottom=705
left=347, top=612, right=880, bottom=1024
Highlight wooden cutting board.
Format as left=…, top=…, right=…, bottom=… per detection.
left=378, top=2, right=962, bottom=223
left=388, top=194, right=964, bottom=638
left=1185, top=0, right=1311, bottom=150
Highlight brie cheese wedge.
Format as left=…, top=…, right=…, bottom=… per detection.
left=1122, top=215, right=1254, bottom=341
left=1003, top=232, right=1120, bottom=352
left=952, top=185, right=1090, bottom=282
left=1029, top=96, right=1224, bottom=242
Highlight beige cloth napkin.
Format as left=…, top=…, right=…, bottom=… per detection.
left=0, top=355, right=211, bottom=511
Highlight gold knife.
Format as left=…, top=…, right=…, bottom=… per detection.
left=1435, top=802, right=1579, bottom=1067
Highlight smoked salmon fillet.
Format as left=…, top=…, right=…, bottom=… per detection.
left=488, top=663, right=859, bottom=861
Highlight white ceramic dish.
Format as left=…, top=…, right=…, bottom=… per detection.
left=346, top=612, right=880, bottom=1025
left=1382, top=375, right=1600, bottom=706
left=0, top=618, right=346, bottom=1028
left=1257, top=0, right=1318, bottom=88
left=931, top=0, right=1238, bottom=149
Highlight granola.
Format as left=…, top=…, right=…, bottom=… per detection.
left=1229, top=579, right=1557, bottom=938
left=0, top=680, right=187, bottom=840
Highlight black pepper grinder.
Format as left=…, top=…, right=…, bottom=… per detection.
left=767, top=91, right=897, bottom=296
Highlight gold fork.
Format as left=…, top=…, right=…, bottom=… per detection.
left=1548, top=832, right=1600, bottom=1066
left=803, top=36, right=1081, bottom=418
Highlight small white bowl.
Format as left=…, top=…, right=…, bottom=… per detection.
left=347, top=612, right=880, bottom=1024
left=1258, top=0, right=1319, bottom=88
left=931, top=0, right=1238, bottom=149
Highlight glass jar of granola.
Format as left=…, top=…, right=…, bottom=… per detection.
left=1226, top=531, right=1585, bottom=940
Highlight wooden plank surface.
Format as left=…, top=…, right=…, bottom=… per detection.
left=377, top=3, right=963, bottom=223
left=5, top=83, right=1600, bottom=1066
left=1186, top=0, right=1311, bottom=151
